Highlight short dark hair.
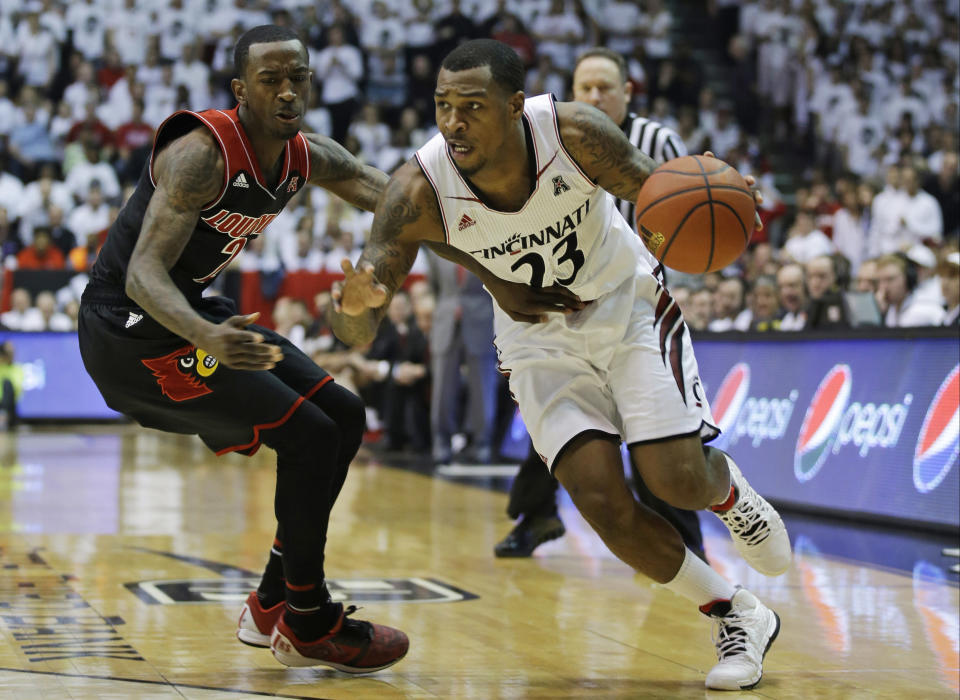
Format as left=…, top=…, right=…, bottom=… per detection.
left=234, top=25, right=303, bottom=77
left=575, top=48, right=628, bottom=83
left=440, top=39, right=524, bottom=94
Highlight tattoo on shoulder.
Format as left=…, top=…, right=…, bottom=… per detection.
left=565, top=103, right=656, bottom=201
left=156, top=130, right=223, bottom=210
left=305, top=133, right=364, bottom=182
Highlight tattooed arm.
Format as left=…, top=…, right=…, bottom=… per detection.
left=555, top=101, right=658, bottom=203
left=126, top=127, right=282, bottom=370
left=330, top=160, right=445, bottom=346
left=304, top=133, right=389, bottom=213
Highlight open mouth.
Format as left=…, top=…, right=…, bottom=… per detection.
left=276, top=112, right=300, bottom=123
left=448, top=142, right=472, bottom=160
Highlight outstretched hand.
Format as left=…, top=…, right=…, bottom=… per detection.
left=703, top=150, right=764, bottom=232
left=331, top=259, right=389, bottom=316
left=198, top=312, right=283, bottom=371
left=485, top=276, right=587, bottom=323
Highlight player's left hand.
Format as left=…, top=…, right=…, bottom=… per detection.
left=703, top=151, right=764, bottom=232
left=331, top=259, right=389, bottom=315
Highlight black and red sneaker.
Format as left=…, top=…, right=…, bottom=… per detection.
left=270, top=604, right=409, bottom=673
left=237, top=591, right=284, bottom=648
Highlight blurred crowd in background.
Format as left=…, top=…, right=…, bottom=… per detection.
left=0, top=0, right=956, bottom=456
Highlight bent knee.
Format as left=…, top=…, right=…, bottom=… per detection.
left=570, top=486, right=636, bottom=535
left=644, top=458, right=714, bottom=510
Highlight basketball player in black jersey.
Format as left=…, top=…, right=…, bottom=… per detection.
left=493, top=48, right=707, bottom=561
left=77, top=25, right=410, bottom=672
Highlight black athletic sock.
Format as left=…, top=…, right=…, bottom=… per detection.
left=256, top=535, right=285, bottom=608
left=283, top=582, right=341, bottom=641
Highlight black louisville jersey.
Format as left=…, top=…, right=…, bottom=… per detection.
left=89, top=106, right=311, bottom=303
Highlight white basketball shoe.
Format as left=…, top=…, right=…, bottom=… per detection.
left=712, top=460, right=792, bottom=576
left=704, top=588, right=780, bottom=690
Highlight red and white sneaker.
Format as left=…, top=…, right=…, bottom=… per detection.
left=237, top=591, right=284, bottom=648
left=271, top=604, right=409, bottom=673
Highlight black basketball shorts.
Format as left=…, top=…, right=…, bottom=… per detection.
left=79, top=294, right=332, bottom=455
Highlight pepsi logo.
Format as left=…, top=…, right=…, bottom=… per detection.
left=795, top=365, right=852, bottom=482
left=913, top=365, right=959, bottom=493
left=710, top=363, right=750, bottom=448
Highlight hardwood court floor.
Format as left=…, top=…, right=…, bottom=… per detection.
left=0, top=425, right=956, bottom=699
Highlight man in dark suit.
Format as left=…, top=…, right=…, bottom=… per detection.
left=426, top=249, right=499, bottom=464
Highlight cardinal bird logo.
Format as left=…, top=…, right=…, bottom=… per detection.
left=142, top=346, right=220, bottom=402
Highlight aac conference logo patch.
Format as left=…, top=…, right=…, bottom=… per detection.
left=794, top=364, right=852, bottom=482
left=913, top=365, right=959, bottom=493
left=710, top=363, right=750, bottom=449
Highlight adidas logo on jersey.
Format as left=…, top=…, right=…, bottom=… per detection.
left=232, top=173, right=249, bottom=188
left=458, top=213, right=476, bottom=231
left=552, top=175, right=570, bottom=196
left=125, top=311, right=144, bottom=328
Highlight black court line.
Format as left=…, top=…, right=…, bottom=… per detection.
left=0, top=666, right=343, bottom=699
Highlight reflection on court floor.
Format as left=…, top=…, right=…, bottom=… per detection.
left=0, top=426, right=956, bottom=699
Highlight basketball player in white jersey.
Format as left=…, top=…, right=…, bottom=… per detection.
left=493, top=47, right=706, bottom=561
left=331, top=40, right=790, bottom=691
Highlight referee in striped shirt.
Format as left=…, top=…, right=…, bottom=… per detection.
left=494, top=48, right=705, bottom=560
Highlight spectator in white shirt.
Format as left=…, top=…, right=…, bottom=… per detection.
left=596, top=0, right=643, bottom=56
left=906, top=243, right=945, bottom=309
left=108, top=0, right=148, bottom=65
left=312, top=25, right=364, bottom=143
left=894, top=165, right=943, bottom=250
left=1, top=289, right=39, bottom=331
left=159, top=0, right=194, bottom=62
left=349, top=104, right=391, bottom=164
left=883, top=79, right=929, bottom=131
left=876, top=253, right=945, bottom=327
left=21, top=291, right=73, bottom=332
left=831, top=185, right=870, bottom=273
left=639, top=0, right=673, bottom=60
left=835, top=94, right=884, bottom=178
left=14, top=9, right=57, bottom=89
left=136, top=45, right=165, bottom=89
left=869, top=165, right=908, bottom=257
left=62, top=61, right=99, bottom=121
left=707, top=102, right=740, bottom=160
left=67, top=182, right=111, bottom=240
left=360, top=1, right=405, bottom=53
left=65, top=137, right=121, bottom=202
left=143, top=65, right=178, bottom=128
left=783, top=208, right=834, bottom=264
left=707, top=277, right=751, bottom=331
left=172, top=40, right=211, bottom=110
left=529, top=0, right=583, bottom=72
left=775, top=263, right=808, bottom=330
left=0, top=160, right=23, bottom=222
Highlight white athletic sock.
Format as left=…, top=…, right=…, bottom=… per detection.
left=663, top=547, right=736, bottom=610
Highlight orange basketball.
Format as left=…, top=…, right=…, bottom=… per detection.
left=634, top=155, right=755, bottom=274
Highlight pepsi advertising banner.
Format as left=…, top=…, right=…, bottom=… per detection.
left=0, top=332, right=121, bottom=420
left=697, top=334, right=959, bottom=530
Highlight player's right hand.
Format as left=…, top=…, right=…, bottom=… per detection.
left=199, top=312, right=284, bottom=371
left=331, top=259, right=389, bottom=315
left=485, top=277, right=587, bottom=323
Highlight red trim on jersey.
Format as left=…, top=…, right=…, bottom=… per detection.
left=298, top=132, right=311, bottom=182
left=214, top=376, right=333, bottom=456
left=536, top=150, right=559, bottom=179
left=148, top=110, right=231, bottom=210
left=415, top=152, right=450, bottom=244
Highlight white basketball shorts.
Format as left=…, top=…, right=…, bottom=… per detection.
left=493, top=271, right=719, bottom=470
